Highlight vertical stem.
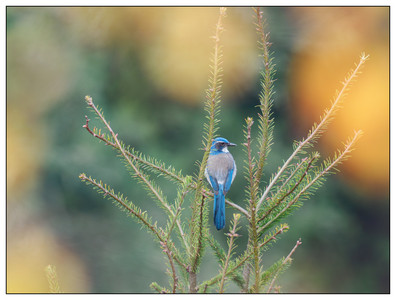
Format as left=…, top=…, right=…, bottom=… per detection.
left=251, top=209, right=260, bottom=292
left=242, top=8, right=275, bottom=292
left=253, top=7, right=274, bottom=188
left=219, top=214, right=240, bottom=293
left=189, top=272, right=197, bottom=293
left=189, top=193, right=206, bottom=292
left=244, top=117, right=261, bottom=292
left=242, top=261, right=251, bottom=293
left=189, top=8, right=227, bottom=292
left=160, top=242, right=178, bottom=293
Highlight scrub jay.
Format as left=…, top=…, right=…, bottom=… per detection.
left=205, top=137, right=237, bottom=230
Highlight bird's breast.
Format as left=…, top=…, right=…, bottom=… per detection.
left=206, top=153, right=235, bottom=183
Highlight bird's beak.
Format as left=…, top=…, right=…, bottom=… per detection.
left=227, top=142, right=237, bottom=147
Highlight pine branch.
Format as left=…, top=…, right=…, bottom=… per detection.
left=84, top=97, right=193, bottom=253
left=198, top=224, right=288, bottom=292
left=243, top=226, right=291, bottom=292
left=190, top=194, right=206, bottom=269
left=225, top=198, right=250, bottom=218
left=242, top=115, right=263, bottom=293
left=250, top=213, right=261, bottom=294
left=239, top=9, right=277, bottom=292
left=150, top=282, right=169, bottom=293
left=240, top=116, right=256, bottom=292
left=189, top=7, right=227, bottom=292
left=318, top=130, right=363, bottom=176
left=242, top=261, right=251, bottom=293
left=84, top=97, right=165, bottom=206
left=192, top=186, right=249, bottom=218
left=267, top=239, right=302, bottom=293
left=83, top=115, right=185, bottom=185
left=239, top=224, right=290, bottom=293
left=219, top=214, right=241, bottom=293
left=257, top=53, right=369, bottom=211
left=257, top=154, right=318, bottom=225
left=259, top=130, right=363, bottom=234
left=243, top=117, right=257, bottom=204
left=160, top=241, right=179, bottom=293
left=259, top=156, right=311, bottom=211
left=207, top=233, right=245, bottom=291
left=252, top=7, right=275, bottom=187
left=45, top=265, right=61, bottom=293
left=80, top=173, right=189, bottom=277
left=79, top=173, right=163, bottom=240
left=246, top=129, right=261, bottom=293
left=207, top=235, right=227, bottom=262
left=258, top=223, right=290, bottom=251
left=164, top=177, right=191, bottom=246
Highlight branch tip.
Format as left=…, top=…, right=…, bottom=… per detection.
left=360, top=52, right=370, bottom=61
left=84, top=95, right=93, bottom=105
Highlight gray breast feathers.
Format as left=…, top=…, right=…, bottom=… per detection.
left=206, top=153, right=236, bottom=184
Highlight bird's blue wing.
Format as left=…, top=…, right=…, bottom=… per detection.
left=207, top=174, right=219, bottom=192
left=224, top=167, right=235, bottom=194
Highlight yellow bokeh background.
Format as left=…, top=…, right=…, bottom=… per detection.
left=7, top=224, right=90, bottom=293
left=289, top=7, right=389, bottom=197
left=6, top=7, right=389, bottom=293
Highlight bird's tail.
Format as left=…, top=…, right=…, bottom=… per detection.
left=214, top=185, right=226, bottom=230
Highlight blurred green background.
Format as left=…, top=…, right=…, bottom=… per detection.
left=7, top=7, right=389, bottom=293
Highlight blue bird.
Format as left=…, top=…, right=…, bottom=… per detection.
left=205, top=137, right=237, bottom=230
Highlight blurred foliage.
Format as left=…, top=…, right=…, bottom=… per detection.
left=6, top=7, right=389, bottom=293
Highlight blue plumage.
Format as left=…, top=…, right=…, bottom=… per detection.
left=205, top=137, right=237, bottom=230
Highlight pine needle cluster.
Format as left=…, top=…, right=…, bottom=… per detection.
left=78, top=7, right=368, bottom=293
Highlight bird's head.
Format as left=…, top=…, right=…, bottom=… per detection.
left=210, top=137, right=236, bottom=154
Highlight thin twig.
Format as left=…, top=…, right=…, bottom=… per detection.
left=258, top=224, right=289, bottom=249
left=80, top=173, right=190, bottom=275
left=79, top=173, right=163, bottom=241
left=160, top=241, right=179, bottom=293
left=83, top=115, right=185, bottom=184
left=244, top=116, right=261, bottom=293
left=165, top=191, right=187, bottom=243
left=191, top=194, right=206, bottom=272
left=150, top=282, right=169, bottom=293
left=257, top=155, right=317, bottom=224
left=267, top=239, right=302, bottom=293
left=263, top=157, right=308, bottom=206
left=85, top=96, right=164, bottom=204
left=226, top=199, right=250, bottom=218
left=259, top=130, right=362, bottom=233
left=244, top=117, right=257, bottom=203
left=241, top=117, right=255, bottom=293
left=219, top=214, right=241, bottom=293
